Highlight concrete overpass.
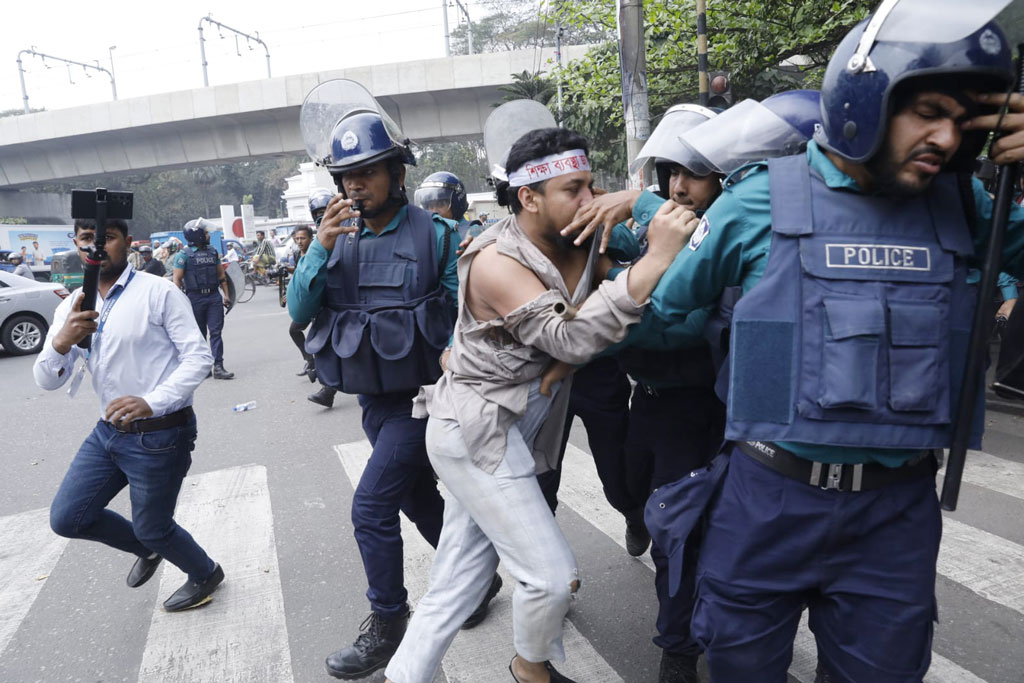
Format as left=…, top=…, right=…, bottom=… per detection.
left=0, top=46, right=589, bottom=190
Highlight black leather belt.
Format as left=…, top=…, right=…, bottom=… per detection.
left=110, top=407, right=194, bottom=434
left=736, top=440, right=935, bottom=492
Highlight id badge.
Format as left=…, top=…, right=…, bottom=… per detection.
left=67, top=359, right=87, bottom=398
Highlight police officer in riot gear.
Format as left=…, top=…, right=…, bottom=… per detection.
left=295, top=189, right=339, bottom=407
left=630, top=3, right=1024, bottom=680
left=413, top=172, right=481, bottom=238
left=173, top=218, right=234, bottom=380
left=290, top=79, right=497, bottom=679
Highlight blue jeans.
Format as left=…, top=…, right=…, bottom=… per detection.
left=353, top=392, right=445, bottom=617
left=49, top=415, right=216, bottom=583
left=188, top=291, right=224, bottom=363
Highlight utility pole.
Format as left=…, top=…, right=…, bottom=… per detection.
left=16, top=47, right=116, bottom=112
left=198, top=14, right=271, bottom=87
left=442, top=0, right=451, bottom=57
left=555, top=22, right=564, bottom=125
left=617, top=0, right=650, bottom=189
left=454, top=0, right=473, bottom=54
left=697, top=0, right=709, bottom=106
left=108, top=46, right=118, bottom=100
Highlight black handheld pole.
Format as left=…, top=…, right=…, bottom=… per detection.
left=941, top=47, right=1023, bottom=511
left=77, top=189, right=110, bottom=350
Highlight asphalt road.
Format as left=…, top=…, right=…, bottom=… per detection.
left=1, top=287, right=1022, bottom=683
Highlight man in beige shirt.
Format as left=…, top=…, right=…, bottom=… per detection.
left=385, top=128, right=698, bottom=683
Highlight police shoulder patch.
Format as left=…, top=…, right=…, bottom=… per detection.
left=688, top=216, right=710, bottom=251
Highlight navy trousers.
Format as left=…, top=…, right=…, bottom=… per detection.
left=49, top=416, right=217, bottom=583
left=538, top=357, right=635, bottom=514
left=693, top=447, right=941, bottom=683
left=353, top=392, right=445, bottom=617
left=188, top=291, right=224, bottom=364
left=625, top=385, right=725, bottom=656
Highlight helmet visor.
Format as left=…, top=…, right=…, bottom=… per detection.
left=678, top=99, right=812, bottom=176
left=484, top=100, right=557, bottom=181
left=413, top=185, right=454, bottom=213
left=874, top=0, right=1012, bottom=45
left=631, top=106, right=716, bottom=175
left=300, top=79, right=406, bottom=165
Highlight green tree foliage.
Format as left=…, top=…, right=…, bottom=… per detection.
left=449, top=0, right=605, bottom=55
left=499, top=70, right=556, bottom=104
left=0, top=107, right=45, bottom=118
left=552, top=0, right=875, bottom=176
left=37, top=156, right=304, bottom=238
left=407, top=141, right=491, bottom=195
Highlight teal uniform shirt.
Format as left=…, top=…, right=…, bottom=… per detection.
left=172, top=245, right=221, bottom=271
left=288, top=206, right=459, bottom=325
left=646, top=141, right=1024, bottom=466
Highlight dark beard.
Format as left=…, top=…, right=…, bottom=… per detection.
left=865, top=144, right=946, bottom=199
left=100, top=260, right=128, bottom=283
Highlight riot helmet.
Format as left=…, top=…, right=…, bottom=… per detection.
left=483, top=100, right=557, bottom=206
left=139, top=245, right=153, bottom=255
left=414, top=172, right=469, bottom=220
left=631, top=104, right=718, bottom=198
left=678, top=90, right=822, bottom=176
left=300, top=79, right=415, bottom=211
left=816, top=0, right=1015, bottom=170
left=8, top=252, right=22, bottom=264
left=307, top=188, right=333, bottom=226
left=183, top=218, right=217, bottom=246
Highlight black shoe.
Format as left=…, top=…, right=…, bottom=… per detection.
left=508, top=656, right=578, bottom=683
left=308, top=386, right=336, bottom=408
left=462, top=574, right=503, bottom=629
left=127, top=553, right=162, bottom=588
left=659, top=650, right=699, bottom=683
left=624, top=510, right=651, bottom=557
left=325, top=607, right=409, bottom=680
left=296, top=359, right=312, bottom=377
left=212, top=363, right=235, bottom=380
left=163, top=563, right=224, bottom=612
left=993, top=381, right=1024, bottom=401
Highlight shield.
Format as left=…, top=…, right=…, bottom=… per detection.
left=223, top=261, right=244, bottom=314
left=483, top=100, right=557, bottom=181
left=630, top=104, right=717, bottom=175
left=299, top=79, right=407, bottom=166
left=873, top=0, right=1012, bottom=45
left=677, top=99, right=813, bottom=176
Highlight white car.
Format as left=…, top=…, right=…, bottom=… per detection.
left=0, top=271, right=70, bottom=355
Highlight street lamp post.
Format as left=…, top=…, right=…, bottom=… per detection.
left=198, top=14, right=272, bottom=87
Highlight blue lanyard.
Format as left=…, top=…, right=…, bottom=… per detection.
left=84, top=270, right=135, bottom=362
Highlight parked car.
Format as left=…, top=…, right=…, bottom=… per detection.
left=50, top=250, right=84, bottom=291
left=0, top=270, right=70, bottom=355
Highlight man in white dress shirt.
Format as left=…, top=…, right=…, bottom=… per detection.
left=33, top=217, right=225, bottom=612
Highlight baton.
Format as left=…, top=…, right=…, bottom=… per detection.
left=941, top=46, right=1023, bottom=511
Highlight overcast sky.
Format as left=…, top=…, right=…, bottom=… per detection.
left=3, top=0, right=489, bottom=113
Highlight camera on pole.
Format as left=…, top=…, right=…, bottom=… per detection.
left=70, top=188, right=134, bottom=349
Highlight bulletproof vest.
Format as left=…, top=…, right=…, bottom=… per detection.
left=724, top=154, right=984, bottom=450
left=184, top=246, right=220, bottom=293
left=304, top=205, right=454, bottom=396
left=703, top=285, right=743, bottom=400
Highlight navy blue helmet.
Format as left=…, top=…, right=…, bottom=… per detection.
left=762, top=90, right=821, bottom=141
left=328, top=112, right=415, bottom=175
left=307, top=188, right=333, bottom=225
left=183, top=218, right=217, bottom=246
left=816, top=0, right=1014, bottom=168
left=413, top=172, right=469, bottom=220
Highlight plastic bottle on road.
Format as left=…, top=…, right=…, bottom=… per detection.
left=233, top=401, right=257, bottom=412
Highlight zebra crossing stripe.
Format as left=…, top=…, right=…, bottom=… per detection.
left=0, top=508, right=68, bottom=660
left=559, top=443, right=993, bottom=683
left=136, top=465, right=295, bottom=683
left=940, top=450, right=1024, bottom=502
left=938, top=517, right=1024, bottom=617
left=334, top=440, right=626, bottom=683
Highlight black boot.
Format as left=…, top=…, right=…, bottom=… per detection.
left=325, top=607, right=409, bottom=679
left=212, top=362, right=234, bottom=380
left=297, top=358, right=313, bottom=378
left=624, top=508, right=651, bottom=557
left=308, top=386, right=336, bottom=408
left=658, top=650, right=699, bottom=683
left=462, top=574, right=503, bottom=629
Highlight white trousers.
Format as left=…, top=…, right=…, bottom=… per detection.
left=385, top=415, right=578, bottom=683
